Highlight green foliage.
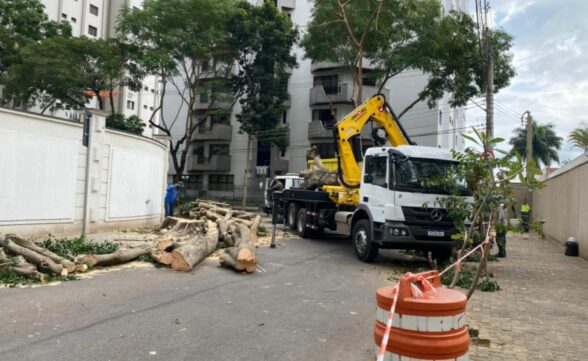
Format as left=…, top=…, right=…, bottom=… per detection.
left=40, top=236, right=119, bottom=259
left=0, top=254, right=79, bottom=288
left=0, top=0, right=71, bottom=86
left=509, top=121, right=563, bottom=169
left=106, top=113, right=145, bottom=135
left=4, top=36, right=141, bottom=112
left=301, top=0, right=515, bottom=111
left=440, top=266, right=499, bottom=292
left=531, top=219, right=546, bottom=239
left=568, top=124, right=588, bottom=152
left=228, top=1, right=298, bottom=150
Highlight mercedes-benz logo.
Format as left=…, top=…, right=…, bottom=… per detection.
left=430, top=209, right=443, bottom=222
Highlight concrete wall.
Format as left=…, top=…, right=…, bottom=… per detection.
left=0, top=108, right=169, bottom=238
left=533, top=159, right=588, bottom=259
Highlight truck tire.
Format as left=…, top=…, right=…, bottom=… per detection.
left=296, top=208, right=312, bottom=238
left=352, top=219, right=379, bottom=262
left=287, top=203, right=299, bottom=230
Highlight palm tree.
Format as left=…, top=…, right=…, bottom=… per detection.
left=569, top=124, right=588, bottom=151
left=509, top=121, right=563, bottom=168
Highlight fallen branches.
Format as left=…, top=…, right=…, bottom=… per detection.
left=4, top=239, right=67, bottom=276
left=77, top=245, right=151, bottom=268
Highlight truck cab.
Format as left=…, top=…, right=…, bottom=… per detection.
left=350, top=145, right=472, bottom=261
left=262, top=174, right=303, bottom=214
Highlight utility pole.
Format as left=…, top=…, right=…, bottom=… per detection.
left=485, top=45, right=494, bottom=151
left=241, top=134, right=253, bottom=210
left=521, top=111, right=533, bottom=186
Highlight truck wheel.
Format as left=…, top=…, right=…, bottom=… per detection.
left=431, top=247, right=453, bottom=264
left=287, top=203, right=299, bottom=230
left=296, top=208, right=312, bottom=238
left=352, top=219, right=379, bottom=262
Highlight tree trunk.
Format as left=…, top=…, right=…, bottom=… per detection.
left=13, top=256, right=47, bottom=282
left=77, top=246, right=150, bottom=268
left=7, top=234, right=76, bottom=273
left=242, top=134, right=252, bottom=210
left=219, top=223, right=257, bottom=273
left=171, top=221, right=219, bottom=272
left=150, top=250, right=174, bottom=265
left=4, top=240, right=67, bottom=276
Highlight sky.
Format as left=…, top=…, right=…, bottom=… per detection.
left=466, top=0, right=588, bottom=165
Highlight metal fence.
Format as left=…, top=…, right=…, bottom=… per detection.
left=184, top=185, right=266, bottom=208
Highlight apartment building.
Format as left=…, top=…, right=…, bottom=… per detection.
left=167, top=0, right=468, bottom=197
left=39, top=0, right=161, bottom=137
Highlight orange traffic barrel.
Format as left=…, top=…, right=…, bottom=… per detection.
left=374, top=271, right=470, bottom=360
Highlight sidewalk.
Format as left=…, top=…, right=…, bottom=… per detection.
left=467, top=232, right=588, bottom=360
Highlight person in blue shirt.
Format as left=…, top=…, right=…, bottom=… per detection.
left=164, top=184, right=178, bottom=217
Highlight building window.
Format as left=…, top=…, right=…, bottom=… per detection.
left=150, top=106, right=154, bottom=111
left=282, top=111, right=287, bottom=124
left=439, top=110, right=442, bottom=125
left=201, top=60, right=210, bottom=72
left=209, top=144, right=229, bottom=156
left=89, top=4, right=99, bottom=16
left=71, top=17, right=77, bottom=23
left=313, top=75, right=339, bottom=95
left=185, top=175, right=203, bottom=190
left=311, top=143, right=336, bottom=158
left=362, top=72, right=377, bottom=87
left=151, top=88, right=155, bottom=93
left=62, top=13, right=67, bottom=19
left=209, top=174, right=234, bottom=191
left=144, top=86, right=149, bottom=91
left=88, top=25, right=97, bottom=37
left=200, top=92, right=209, bottom=103
left=312, top=108, right=337, bottom=128
left=193, top=146, right=205, bottom=164
left=143, top=105, right=148, bottom=109
left=126, top=100, right=135, bottom=110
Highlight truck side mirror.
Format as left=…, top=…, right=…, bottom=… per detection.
left=363, top=174, right=373, bottom=183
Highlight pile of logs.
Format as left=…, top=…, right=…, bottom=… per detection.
left=299, top=146, right=339, bottom=190
left=0, top=201, right=264, bottom=284
left=0, top=234, right=88, bottom=281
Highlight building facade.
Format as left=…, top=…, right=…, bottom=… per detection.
left=166, top=0, right=469, bottom=198
left=39, top=0, right=161, bottom=137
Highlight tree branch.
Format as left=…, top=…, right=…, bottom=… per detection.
left=397, top=93, right=426, bottom=119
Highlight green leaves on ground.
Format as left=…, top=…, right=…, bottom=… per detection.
left=40, top=236, right=119, bottom=259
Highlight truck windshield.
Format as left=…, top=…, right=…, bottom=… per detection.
left=394, top=158, right=470, bottom=195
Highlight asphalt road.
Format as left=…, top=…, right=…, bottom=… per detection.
left=0, top=235, right=425, bottom=361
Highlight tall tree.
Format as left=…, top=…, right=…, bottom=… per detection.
left=0, top=0, right=71, bottom=103
left=568, top=124, right=588, bottom=152
left=227, top=0, right=298, bottom=206
left=3, top=36, right=141, bottom=114
left=509, top=122, right=563, bottom=168
left=301, top=0, right=515, bottom=117
left=118, top=0, right=237, bottom=182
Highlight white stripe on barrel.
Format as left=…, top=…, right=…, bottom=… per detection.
left=375, top=347, right=470, bottom=361
left=376, top=308, right=465, bottom=332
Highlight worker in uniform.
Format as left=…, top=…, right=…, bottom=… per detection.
left=164, top=184, right=178, bottom=217
left=520, top=198, right=531, bottom=232
left=496, top=203, right=508, bottom=257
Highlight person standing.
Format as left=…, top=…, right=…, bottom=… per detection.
left=496, top=203, right=508, bottom=257
left=521, top=198, right=531, bottom=232
left=164, top=184, right=178, bottom=217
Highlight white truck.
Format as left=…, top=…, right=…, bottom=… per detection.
left=270, top=95, right=471, bottom=262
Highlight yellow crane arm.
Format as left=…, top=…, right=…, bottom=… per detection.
left=334, top=94, right=412, bottom=188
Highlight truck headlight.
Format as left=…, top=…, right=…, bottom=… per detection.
left=400, top=229, right=408, bottom=237
left=393, top=229, right=400, bottom=236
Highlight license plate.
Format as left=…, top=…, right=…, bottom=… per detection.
left=427, top=230, right=444, bottom=237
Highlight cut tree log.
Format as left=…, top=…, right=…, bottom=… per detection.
left=219, top=223, right=257, bottom=273
left=77, top=245, right=150, bottom=268
left=300, top=146, right=340, bottom=190
left=13, top=256, right=47, bottom=282
left=0, top=248, right=9, bottom=268
left=4, top=240, right=67, bottom=276
left=6, top=234, right=76, bottom=273
left=156, top=238, right=175, bottom=252
left=150, top=250, right=173, bottom=265
left=171, top=220, right=219, bottom=272
left=251, top=215, right=262, bottom=232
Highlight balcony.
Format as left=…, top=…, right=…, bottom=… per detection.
left=280, top=0, right=295, bottom=10
left=193, top=123, right=232, bottom=141
left=308, top=120, right=335, bottom=140
left=310, top=61, right=342, bottom=73
left=194, top=96, right=232, bottom=110
left=309, top=83, right=353, bottom=106
left=189, top=154, right=231, bottom=172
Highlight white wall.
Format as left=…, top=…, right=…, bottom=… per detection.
left=0, top=108, right=169, bottom=238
